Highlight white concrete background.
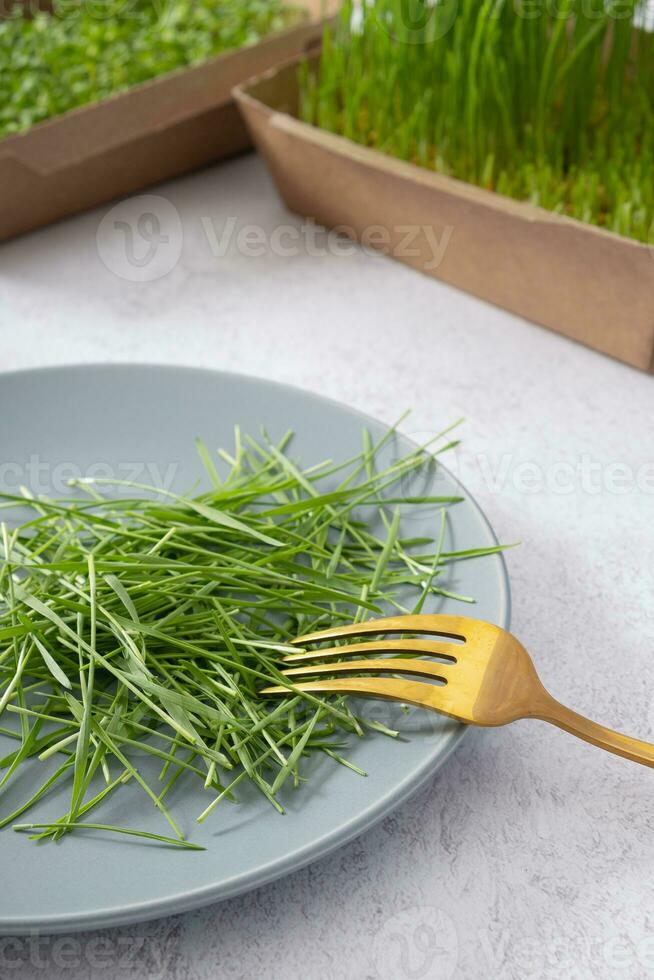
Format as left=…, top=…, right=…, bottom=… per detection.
left=0, top=153, right=653, bottom=980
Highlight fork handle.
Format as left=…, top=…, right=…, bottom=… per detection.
left=536, top=696, right=654, bottom=768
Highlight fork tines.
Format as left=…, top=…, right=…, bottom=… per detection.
left=283, top=614, right=467, bottom=664
left=259, top=614, right=469, bottom=696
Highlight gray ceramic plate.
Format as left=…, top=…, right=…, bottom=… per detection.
left=0, top=364, right=509, bottom=935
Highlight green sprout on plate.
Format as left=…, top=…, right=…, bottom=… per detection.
left=0, top=422, right=506, bottom=848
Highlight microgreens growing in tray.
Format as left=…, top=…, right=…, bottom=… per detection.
left=299, top=0, right=654, bottom=243
left=0, top=422, right=505, bottom=848
left=0, top=0, right=302, bottom=138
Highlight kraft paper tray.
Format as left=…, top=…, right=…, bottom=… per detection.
left=0, top=1, right=331, bottom=242
left=234, top=55, right=654, bottom=373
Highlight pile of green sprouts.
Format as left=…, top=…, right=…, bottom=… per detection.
left=299, top=0, right=654, bottom=242
left=0, top=0, right=301, bottom=138
left=0, top=423, right=503, bottom=848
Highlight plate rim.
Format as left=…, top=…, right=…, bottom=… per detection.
left=0, top=362, right=511, bottom=934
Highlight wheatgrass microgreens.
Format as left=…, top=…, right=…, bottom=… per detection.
left=13, top=823, right=205, bottom=850
left=0, top=0, right=302, bottom=138
left=300, top=0, right=654, bottom=243
left=0, top=422, right=506, bottom=848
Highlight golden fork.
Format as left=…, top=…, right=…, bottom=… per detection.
left=261, top=614, right=654, bottom=768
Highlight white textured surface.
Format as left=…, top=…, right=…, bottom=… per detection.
left=0, top=154, right=653, bottom=980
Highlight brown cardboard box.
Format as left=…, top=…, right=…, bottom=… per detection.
left=234, top=56, right=654, bottom=373
left=0, top=1, right=331, bottom=241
